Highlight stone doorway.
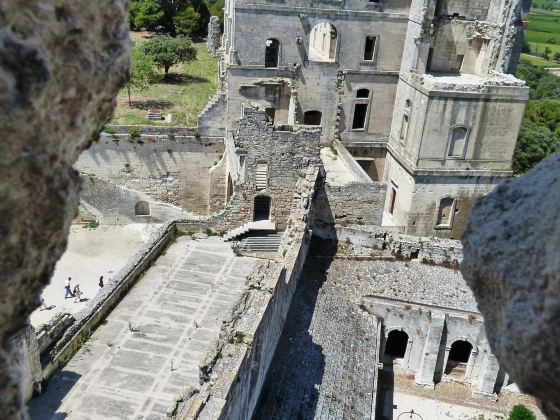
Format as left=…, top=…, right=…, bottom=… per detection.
left=445, top=340, right=472, bottom=377
left=253, top=196, right=271, bottom=221
left=385, top=330, right=409, bottom=359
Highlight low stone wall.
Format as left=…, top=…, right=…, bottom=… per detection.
left=173, top=170, right=320, bottom=420
left=388, top=233, right=463, bottom=267
left=104, top=125, right=199, bottom=136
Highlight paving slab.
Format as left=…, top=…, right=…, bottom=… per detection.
left=28, top=237, right=259, bottom=419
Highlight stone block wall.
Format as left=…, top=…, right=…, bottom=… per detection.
left=207, top=16, right=221, bottom=57
left=76, top=135, right=225, bottom=215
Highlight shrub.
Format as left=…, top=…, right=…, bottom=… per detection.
left=129, top=128, right=141, bottom=140
left=509, top=404, right=536, bottom=420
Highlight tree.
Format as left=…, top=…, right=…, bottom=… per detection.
left=127, top=43, right=158, bottom=106
left=554, top=52, right=560, bottom=63
left=130, top=0, right=211, bottom=36
left=142, top=34, right=197, bottom=77
left=542, top=46, right=552, bottom=60
left=509, top=404, right=536, bottom=420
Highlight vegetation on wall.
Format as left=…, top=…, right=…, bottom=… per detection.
left=513, top=61, right=560, bottom=174
left=129, top=0, right=225, bottom=36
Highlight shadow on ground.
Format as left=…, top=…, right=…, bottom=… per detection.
left=253, top=237, right=336, bottom=419
left=27, top=371, right=81, bottom=419
left=163, top=73, right=209, bottom=84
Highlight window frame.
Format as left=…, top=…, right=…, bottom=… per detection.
left=447, top=124, right=470, bottom=160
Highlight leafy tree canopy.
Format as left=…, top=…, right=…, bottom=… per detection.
left=142, top=34, right=197, bottom=76
left=126, top=42, right=158, bottom=106
left=130, top=0, right=220, bottom=35
left=513, top=61, right=560, bottom=174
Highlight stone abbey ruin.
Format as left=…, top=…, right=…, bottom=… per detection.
left=3, top=0, right=560, bottom=419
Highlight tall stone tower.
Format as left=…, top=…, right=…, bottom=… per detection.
left=382, top=0, right=530, bottom=239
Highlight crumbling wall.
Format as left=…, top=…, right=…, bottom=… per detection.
left=231, top=105, right=321, bottom=230
left=0, top=1, right=129, bottom=416
left=9, top=324, right=42, bottom=402
left=462, top=154, right=560, bottom=418
left=76, top=135, right=225, bottom=215
left=315, top=181, right=387, bottom=226
left=207, top=16, right=221, bottom=57
left=173, top=169, right=321, bottom=420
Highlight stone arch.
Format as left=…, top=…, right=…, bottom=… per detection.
left=445, top=339, right=473, bottom=375
left=385, top=329, right=409, bottom=359
left=303, top=110, right=322, bottom=126
left=135, top=201, right=150, bottom=216
left=309, top=22, right=338, bottom=62
left=448, top=125, right=469, bottom=158
left=265, top=38, right=280, bottom=68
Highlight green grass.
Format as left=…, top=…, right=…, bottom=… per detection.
left=520, top=54, right=560, bottom=68
left=523, top=11, right=560, bottom=67
left=111, top=40, right=217, bottom=127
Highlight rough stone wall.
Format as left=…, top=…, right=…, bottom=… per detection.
left=9, top=324, right=42, bottom=402
left=208, top=155, right=227, bottom=213
left=0, top=1, right=129, bottom=416
left=387, top=233, right=463, bottom=266
left=461, top=154, right=560, bottom=418
left=197, top=92, right=227, bottom=137
left=80, top=175, right=189, bottom=224
left=315, top=181, right=387, bottom=226
left=230, top=105, right=321, bottom=230
left=207, top=16, right=221, bottom=57
left=76, top=135, right=225, bottom=215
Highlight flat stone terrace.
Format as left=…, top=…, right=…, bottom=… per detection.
left=356, top=258, right=477, bottom=312
left=254, top=251, right=379, bottom=420
left=28, top=237, right=259, bottom=419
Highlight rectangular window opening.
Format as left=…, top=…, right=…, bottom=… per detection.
left=389, top=187, right=397, bottom=215
left=352, top=103, right=369, bottom=130
left=364, top=36, right=376, bottom=61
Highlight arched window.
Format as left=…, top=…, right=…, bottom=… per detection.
left=449, top=126, right=468, bottom=158
left=385, top=330, right=409, bottom=359
left=437, top=197, right=455, bottom=227
left=135, top=201, right=150, bottom=216
left=265, top=38, right=280, bottom=68
left=254, top=196, right=271, bottom=221
left=445, top=340, right=473, bottom=375
left=356, top=88, right=370, bottom=99
left=309, top=22, right=338, bottom=62
left=303, top=111, right=322, bottom=126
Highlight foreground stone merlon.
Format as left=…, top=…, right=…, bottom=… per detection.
left=0, top=1, right=129, bottom=417
left=461, top=154, right=560, bottom=418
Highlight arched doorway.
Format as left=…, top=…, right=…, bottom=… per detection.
left=265, top=39, right=280, bottom=68
left=253, top=196, right=271, bottom=221
left=309, top=22, right=338, bottom=62
left=445, top=340, right=473, bottom=376
left=385, top=330, right=409, bottom=359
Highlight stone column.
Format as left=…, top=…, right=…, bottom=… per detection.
left=473, top=349, right=500, bottom=399
left=415, top=310, right=445, bottom=388
left=208, top=16, right=221, bottom=57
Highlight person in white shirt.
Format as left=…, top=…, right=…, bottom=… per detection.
left=64, top=277, right=73, bottom=298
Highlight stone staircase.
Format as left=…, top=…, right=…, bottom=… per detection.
left=238, top=233, right=283, bottom=253
left=223, top=220, right=276, bottom=242
left=198, top=91, right=225, bottom=121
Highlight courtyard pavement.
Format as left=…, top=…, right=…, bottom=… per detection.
left=30, top=224, right=160, bottom=329
left=28, top=236, right=259, bottom=419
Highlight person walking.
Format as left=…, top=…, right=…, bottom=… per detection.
left=39, top=293, right=48, bottom=310
left=73, top=284, right=82, bottom=303
left=64, top=277, right=73, bottom=299
left=98, top=276, right=104, bottom=288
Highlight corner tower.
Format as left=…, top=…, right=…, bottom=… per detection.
left=383, top=0, right=531, bottom=238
